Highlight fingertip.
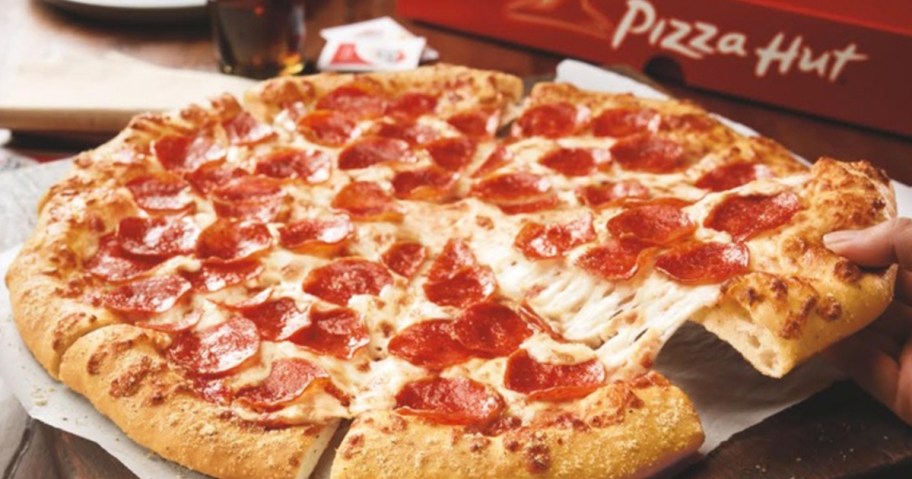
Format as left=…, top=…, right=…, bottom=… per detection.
left=823, top=230, right=857, bottom=250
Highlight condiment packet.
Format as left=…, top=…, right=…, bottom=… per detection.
left=318, top=16, right=437, bottom=72
left=318, top=37, right=427, bottom=72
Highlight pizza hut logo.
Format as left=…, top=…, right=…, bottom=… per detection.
left=506, top=0, right=869, bottom=83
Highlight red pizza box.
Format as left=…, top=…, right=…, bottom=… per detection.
left=397, top=0, right=912, bottom=138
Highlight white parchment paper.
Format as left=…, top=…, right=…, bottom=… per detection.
left=1, top=60, right=910, bottom=478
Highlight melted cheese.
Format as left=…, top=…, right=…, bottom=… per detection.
left=94, top=85, right=819, bottom=427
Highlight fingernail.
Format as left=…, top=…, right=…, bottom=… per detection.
left=823, top=230, right=859, bottom=246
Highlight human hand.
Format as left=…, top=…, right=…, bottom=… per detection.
left=824, top=218, right=912, bottom=424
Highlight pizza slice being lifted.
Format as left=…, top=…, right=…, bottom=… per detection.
left=5, top=65, right=895, bottom=479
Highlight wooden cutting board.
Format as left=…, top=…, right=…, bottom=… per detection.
left=0, top=53, right=255, bottom=135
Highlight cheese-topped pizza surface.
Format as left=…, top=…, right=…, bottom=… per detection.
left=5, top=65, right=896, bottom=479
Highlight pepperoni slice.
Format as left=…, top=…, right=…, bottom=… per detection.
left=332, top=181, right=402, bottom=222
left=426, top=137, right=477, bottom=172
left=338, top=137, right=416, bottom=170
left=101, top=275, right=191, bottom=314
left=611, top=134, right=686, bottom=173
left=279, top=214, right=353, bottom=253
left=705, top=192, right=801, bottom=241
left=518, top=304, right=563, bottom=340
left=391, top=167, right=457, bottom=202
left=116, top=216, right=199, bottom=258
left=447, top=109, right=499, bottom=138
left=316, top=85, right=387, bottom=119
left=661, top=113, right=717, bottom=132
left=296, top=110, right=357, bottom=147
left=607, top=202, right=695, bottom=245
left=183, top=259, right=263, bottom=292
left=471, top=172, right=551, bottom=202
left=504, top=349, right=606, bottom=401
left=576, top=180, right=650, bottom=208
left=126, top=174, right=193, bottom=213
left=153, top=134, right=225, bottom=172
left=255, top=149, right=331, bottom=184
left=224, top=112, right=275, bottom=145
left=212, top=176, right=285, bottom=222
left=695, top=162, right=772, bottom=192
left=381, top=241, right=426, bottom=278
left=168, top=316, right=260, bottom=376
left=388, top=320, right=471, bottom=369
left=212, top=175, right=283, bottom=203
left=395, top=377, right=504, bottom=426
left=197, top=219, right=273, bottom=262
left=290, top=307, right=369, bottom=358
left=513, top=102, right=588, bottom=138
left=453, top=303, right=532, bottom=358
left=539, top=148, right=609, bottom=177
left=374, top=121, right=439, bottom=146
left=423, top=240, right=496, bottom=308
left=514, top=214, right=595, bottom=260
left=133, top=304, right=202, bottom=333
left=236, top=358, right=328, bottom=410
left=471, top=172, right=559, bottom=214
left=592, top=108, right=659, bottom=137
left=85, top=234, right=160, bottom=282
left=186, top=161, right=247, bottom=195
left=237, top=297, right=311, bottom=341
left=655, top=241, right=749, bottom=284
left=387, top=92, right=438, bottom=119
left=472, top=145, right=514, bottom=178
left=426, top=239, right=478, bottom=280
left=576, top=239, right=650, bottom=280
left=302, top=258, right=393, bottom=306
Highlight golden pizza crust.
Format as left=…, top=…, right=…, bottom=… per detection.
left=694, top=159, right=897, bottom=377
left=5, top=167, right=138, bottom=376
left=59, top=324, right=338, bottom=479
left=331, top=380, right=703, bottom=479
left=246, top=63, right=524, bottom=123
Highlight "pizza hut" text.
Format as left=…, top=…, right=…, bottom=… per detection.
left=611, top=0, right=868, bottom=83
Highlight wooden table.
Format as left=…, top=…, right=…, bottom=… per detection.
left=2, top=1, right=912, bottom=478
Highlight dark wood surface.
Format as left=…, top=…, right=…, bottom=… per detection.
left=2, top=1, right=912, bottom=478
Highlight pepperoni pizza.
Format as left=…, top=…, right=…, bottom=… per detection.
left=6, top=65, right=897, bottom=479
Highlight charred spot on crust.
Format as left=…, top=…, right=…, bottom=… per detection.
left=779, top=296, right=817, bottom=339
left=504, top=438, right=522, bottom=453
left=588, top=411, right=624, bottom=428
left=816, top=295, right=843, bottom=321
left=468, top=435, right=491, bottom=453
left=380, top=414, right=408, bottom=434
left=769, top=278, right=788, bottom=301
left=744, top=286, right=763, bottom=306
left=109, top=356, right=159, bottom=398
left=145, top=382, right=171, bottom=406
left=340, top=433, right=365, bottom=460
left=525, top=442, right=552, bottom=474
left=86, top=337, right=135, bottom=375
left=834, top=259, right=862, bottom=283
left=53, top=312, right=91, bottom=352
left=303, top=424, right=324, bottom=436
left=588, top=385, right=644, bottom=428
left=547, top=413, right=589, bottom=432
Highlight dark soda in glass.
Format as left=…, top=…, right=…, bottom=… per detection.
left=209, top=0, right=307, bottom=79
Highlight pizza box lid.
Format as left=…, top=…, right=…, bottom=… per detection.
left=738, top=0, right=912, bottom=36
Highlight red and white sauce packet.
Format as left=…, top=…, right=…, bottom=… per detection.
left=318, top=17, right=437, bottom=72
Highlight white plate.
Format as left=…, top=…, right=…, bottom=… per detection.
left=43, top=0, right=207, bottom=24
